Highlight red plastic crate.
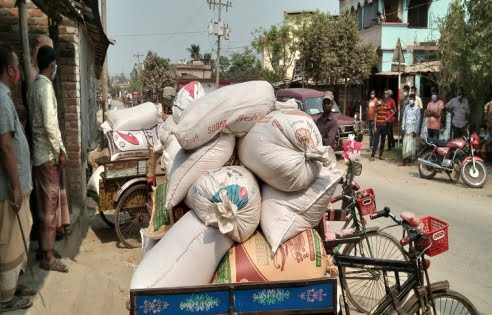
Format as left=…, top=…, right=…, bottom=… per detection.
left=356, top=188, right=376, bottom=216
left=419, top=216, right=449, bottom=257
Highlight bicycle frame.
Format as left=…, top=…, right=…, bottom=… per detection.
left=335, top=254, right=434, bottom=315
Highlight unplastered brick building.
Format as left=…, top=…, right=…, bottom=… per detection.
left=0, top=0, right=110, bottom=211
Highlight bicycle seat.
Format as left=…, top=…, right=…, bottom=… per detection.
left=427, top=137, right=447, bottom=147
left=400, top=212, right=421, bottom=228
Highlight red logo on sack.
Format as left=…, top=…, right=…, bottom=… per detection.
left=115, top=131, right=139, bottom=145
left=208, top=120, right=228, bottom=134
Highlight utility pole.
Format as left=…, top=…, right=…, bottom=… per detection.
left=101, top=0, right=108, bottom=115
left=133, top=53, right=144, bottom=97
left=207, top=0, right=231, bottom=89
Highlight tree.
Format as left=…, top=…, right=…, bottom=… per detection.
left=252, top=23, right=298, bottom=86
left=140, top=51, right=175, bottom=99
left=226, top=48, right=263, bottom=80
left=187, top=44, right=202, bottom=61
left=203, top=52, right=212, bottom=65
left=438, top=0, right=492, bottom=125
left=129, top=63, right=142, bottom=92
left=298, top=11, right=377, bottom=114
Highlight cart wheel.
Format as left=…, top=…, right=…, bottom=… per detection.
left=115, top=183, right=150, bottom=248
left=99, top=209, right=116, bottom=227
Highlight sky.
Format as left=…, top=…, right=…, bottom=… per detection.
left=105, top=0, right=339, bottom=75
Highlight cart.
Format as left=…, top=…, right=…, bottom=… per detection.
left=130, top=278, right=337, bottom=315
left=96, top=150, right=164, bottom=248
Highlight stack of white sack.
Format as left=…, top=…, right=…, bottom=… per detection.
left=171, top=80, right=276, bottom=150
left=158, top=117, right=181, bottom=176
left=238, top=109, right=334, bottom=192
left=130, top=211, right=233, bottom=289
left=104, top=102, right=161, bottom=131
left=100, top=121, right=149, bottom=161
left=172, top=80, right=205, bottom=123
left=186, top=166, right=261, bottom=243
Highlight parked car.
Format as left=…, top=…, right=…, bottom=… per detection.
left=276, top=88, right=363, bottom=150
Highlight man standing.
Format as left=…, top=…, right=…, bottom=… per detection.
left=401, top=94, right=421, bottom=166
left=28, top=45, right=69, bottom=273
left=384, top=89, right=397, bottom=151
left=445, top=87, right=470, bottom=138
left=0, top=44, right=34, bottom=312
left=367, top=90, right=378, bottom=151
left=316, top=91, right=339, bottom=148
left=410, top=86, right=423, bottom=109
left=425, top=87, right=444, bottom=140
left=370, top=98, right=393, bottom=161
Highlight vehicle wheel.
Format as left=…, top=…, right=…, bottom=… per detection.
left=460, top=160, right=487, bottom=188
left=341, top=231, right=408, bottom=314
left=405, top=289, right=479, bottom=315
left=99, top=209, right=116, bottom=227
left=418, top=152, right=438, bottom=179
left=115, top=183, right=150, bottom=248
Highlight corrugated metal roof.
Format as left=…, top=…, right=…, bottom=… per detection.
left=32, top=0, right=111, bottom=79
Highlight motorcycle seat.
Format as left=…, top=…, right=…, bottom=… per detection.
left=400, top=212, right=421, bottom=228
left=427, top=137, right=447, bottom=147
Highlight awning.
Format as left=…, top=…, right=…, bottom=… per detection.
left=375, top=71, right=400, bottom=76
left=404, top=61, right=441, bottom=74
left=32, top=0, right=112, bottom=79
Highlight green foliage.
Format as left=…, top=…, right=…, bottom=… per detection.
left=129, top=63, right=142, bottom=92
left=187, top=44, right=202, bottom=61
left=226, top=48, right=263, bottom=80
left=140, top=51, right=175, bottom=95
left=438, top=0, right=492, bottom=124
left=297, top=11, right=377, bottom=113
left=252, top=23, right=298, bottom=85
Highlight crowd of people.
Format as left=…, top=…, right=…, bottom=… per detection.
left=0, top=36, right=71, bottom=312
left=364, top=84, right=488, bottom=165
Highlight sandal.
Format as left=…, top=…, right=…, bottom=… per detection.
left=15, top=284, right=37, bottom=296
left=0, top=295, right=32, bottom=312
left=378, top=156, right=385, bottom=160
left=40, top=259, right=68, bottom=273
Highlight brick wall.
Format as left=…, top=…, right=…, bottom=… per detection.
left=0, top=0, right=92, bottom=208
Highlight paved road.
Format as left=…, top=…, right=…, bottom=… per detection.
left=332, top=151, right=491, bottom=314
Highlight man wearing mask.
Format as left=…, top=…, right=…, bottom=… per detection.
left=370, top=97, right=393, bottom=161
left=28, top=45, right=69, bottom=273
left=425, top=87, right=444, bottom=140
left=410, top=86, right=423, bottom=110
left=366, top=90, right=378, bottom=150
left=316, top=91, right=339, bottom=148
left=445, top=87, right=470, bottom=138
left=384, top=89, right=397, bottom=151
left=401, top=94, right=421, bottom=166
left=0, top=44, right=34, bottom=312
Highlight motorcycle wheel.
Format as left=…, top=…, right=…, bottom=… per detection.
left=418, top=152, right=438, bottom=179
left=460, top=160, right=487, bottom=188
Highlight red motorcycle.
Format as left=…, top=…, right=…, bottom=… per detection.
left=418, top=130, right=487, bottom=188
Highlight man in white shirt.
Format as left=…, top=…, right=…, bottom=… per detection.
left=28, top=45, right=69, bottom=273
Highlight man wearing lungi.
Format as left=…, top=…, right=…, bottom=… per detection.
left=0, top=44, right=35, bottom=311
left=401, top=94, right=421, bottom=166
left=28, top=45, right=69, bottom=273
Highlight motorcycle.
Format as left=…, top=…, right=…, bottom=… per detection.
left=418, top=129, right=487, bottom=188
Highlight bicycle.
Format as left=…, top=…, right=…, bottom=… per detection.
left=319, top=160, right=408, bottom=313
left=334, top=207, right=478, bottom=314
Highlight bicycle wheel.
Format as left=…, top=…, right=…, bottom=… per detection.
left=406, top=289, right=479, bottom=315
left=115, top=184, right=150, bottom=248
left=342, top=231, right=408, bottom=313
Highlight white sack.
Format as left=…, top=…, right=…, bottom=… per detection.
left=165, top=134, right=235, bottom=209
left=101, top=122, right=148, bottom=161
left=172, top=81, right=275, bottom=150
left=86, top=165, right=104, bottom=202
left=158, top=117, right=182, bottom=174
left=130, top=211, right=233, bottom=289
left=150, top=123, right=163, bottom=153
left=172, top=80, right=205, bottom=123
left=238, top=110, right=335, bottom=192
left=186, top=166, right=261, bottom=243
left=104, top=102, right=160, bottom=131
left=261, top=166, right=342, bottom=253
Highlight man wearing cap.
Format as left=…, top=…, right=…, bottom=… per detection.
left=316, top=91, right=339, bottom=148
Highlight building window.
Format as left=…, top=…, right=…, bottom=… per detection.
left=364, top=2, right=378, bottom=28
left=383, top=0, right=402, bottom=23
left=408, top=0, right=429, bottom=28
